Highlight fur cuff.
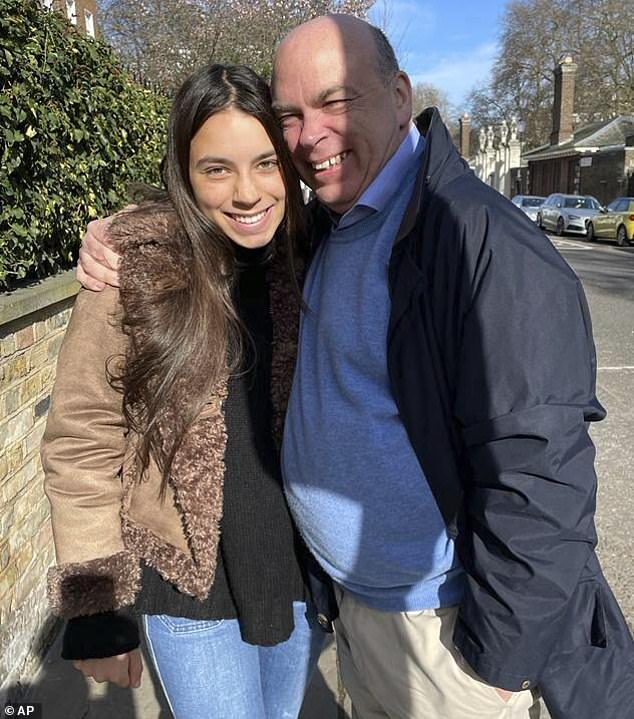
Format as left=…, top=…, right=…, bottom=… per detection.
left=47, top=550, right=141, bottom=618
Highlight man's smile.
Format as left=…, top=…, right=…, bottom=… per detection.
left=311, top=151, right=349, bottom=172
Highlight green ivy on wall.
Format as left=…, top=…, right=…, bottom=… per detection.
left=0, top=0, right=170, bottom=290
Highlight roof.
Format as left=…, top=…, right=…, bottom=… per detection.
left=557, top=194, right=598, bottom=199
left=523, top=115, right=634, bottom=161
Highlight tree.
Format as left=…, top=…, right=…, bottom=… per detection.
left=98, top=0, right=373, bottom=91
left=467, top=0, right=634, bottom=151
left=411, top=82, right=454, bottom=122
left=410, top=82, right=460, bottom=149
left=1, top=0, right=169, bottom=288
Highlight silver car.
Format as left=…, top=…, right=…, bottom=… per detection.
left=511, top=195, right=546, bottom=222
left=536, top=194, right=603, bottom=236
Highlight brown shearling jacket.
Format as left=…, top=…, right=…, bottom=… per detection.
left=42, top=208, right=300, bottom=619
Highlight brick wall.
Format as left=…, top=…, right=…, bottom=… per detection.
left=0, top=273, right=78, bottom=693
left=550, top=57, right=577, bottom=147
left=48, top=0, right=98, bottom=37
left=76, top=0, right=97, bottom=37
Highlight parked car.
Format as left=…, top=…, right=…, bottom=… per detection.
left=536, top=194, right=603, bottom=236
left=586, top=197, right=634, bottom=246
left=511, top=195, right=546, bottom=222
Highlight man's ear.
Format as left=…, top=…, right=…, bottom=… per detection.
left=393, top=71, right=413, bottom=127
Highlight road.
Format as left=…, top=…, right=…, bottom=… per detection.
left=548, top=235, right=634, bottom=631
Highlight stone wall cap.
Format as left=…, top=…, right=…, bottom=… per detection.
left=0, top=271, right=79, bottom=326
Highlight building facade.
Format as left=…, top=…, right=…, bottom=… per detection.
left=522, top=55, right=634, bottom=204
left=41, top=0, right=97, bottom=38
left=524, top=117, right=634, bottom=205
left=471, top=118, right=523, bottom=198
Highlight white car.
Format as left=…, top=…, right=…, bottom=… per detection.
left=511, top=195, right=546, bottom=222
left=536, top=194, right=603, bottom=236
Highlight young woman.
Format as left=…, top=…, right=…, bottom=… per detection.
left=41, top=63, right=330, bottom=719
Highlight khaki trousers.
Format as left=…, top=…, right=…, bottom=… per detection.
left=334, top=586, right=541, bottom=719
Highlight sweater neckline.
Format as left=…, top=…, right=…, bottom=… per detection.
left=327, top=171, right=419, bottom=245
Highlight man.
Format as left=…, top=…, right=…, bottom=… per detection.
left=78, top=15, right=634, bottom=719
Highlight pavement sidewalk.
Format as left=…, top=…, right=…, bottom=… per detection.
left=8, top=627, right=552, bottom=718
left=12, top=629, right=351, bottom=719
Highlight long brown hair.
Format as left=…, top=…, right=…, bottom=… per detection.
left=114, top=64, right=305, bottom=495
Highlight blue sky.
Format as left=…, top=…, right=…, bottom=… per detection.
left=368, top=0, right=508, bottom=110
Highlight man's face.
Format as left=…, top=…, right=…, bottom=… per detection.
left=272, top=25, right=411, bottom=215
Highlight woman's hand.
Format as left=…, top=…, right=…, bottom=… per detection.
left=73, top=648, right=143, bottom=688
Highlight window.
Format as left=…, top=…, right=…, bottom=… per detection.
left=607, top=200, right=620, bottom=212
left=84, top=9, right=95, bottom=37
left=66, top=0, right=77, bottom=25
left=564, top=197, right=600, bottom=209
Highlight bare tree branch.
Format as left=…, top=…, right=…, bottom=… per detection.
left=467, top=0, right=634, bottom=149
left=97, top=0, right=373, bottom=90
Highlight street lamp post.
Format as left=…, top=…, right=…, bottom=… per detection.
left=515, top=118, right=526, bottom=194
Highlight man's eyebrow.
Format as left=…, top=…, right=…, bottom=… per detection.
left=272, top=102, right=297, bottom=115
left=272, top=85, right=353, bottom=114
left=194, top=150, right=276, bottom=168
left=316, top=85, right=351, bottom=103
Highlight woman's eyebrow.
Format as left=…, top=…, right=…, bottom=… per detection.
left=194, top=150, right=276, bottom=168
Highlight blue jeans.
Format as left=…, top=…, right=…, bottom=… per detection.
left=143, top=602, right=325, bottom=719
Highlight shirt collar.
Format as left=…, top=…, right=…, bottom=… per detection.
left=331, top=123, right=424, bottom=230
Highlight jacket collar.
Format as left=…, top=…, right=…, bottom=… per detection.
left=395, top=107, right=471, bottom=245
left=108, top=204, right=301, bottom=597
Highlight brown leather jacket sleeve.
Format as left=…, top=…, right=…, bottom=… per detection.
left=41, top=286, right=140, bottom=618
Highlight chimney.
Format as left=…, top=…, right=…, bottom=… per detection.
left=550, top=54, right=577, bottom=146
left=459, top=113, right=471, bottom=159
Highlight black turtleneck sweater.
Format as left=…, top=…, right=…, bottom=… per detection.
left=62, top=244, right=306, bottom=659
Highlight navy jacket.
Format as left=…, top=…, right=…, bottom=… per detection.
left=391, top=108, right=633, bottom=718
left=309, top=107, right=634, bottom=719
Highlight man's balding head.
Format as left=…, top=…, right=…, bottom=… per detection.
left=276, top=15, right=398, bottom=87
left=272, top=15, right=412, bottom=213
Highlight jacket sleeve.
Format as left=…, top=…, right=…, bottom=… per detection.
left=451, top=213, right=605, bottom=691
left=62, top=609, right=140, bottom=660
left=42, top=287, right=141, bottom=619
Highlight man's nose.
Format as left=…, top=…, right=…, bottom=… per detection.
left=298, top=111, right=327, bottom=149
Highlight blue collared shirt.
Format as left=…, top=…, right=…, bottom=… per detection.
left=334, top=123, right=424, bottom=230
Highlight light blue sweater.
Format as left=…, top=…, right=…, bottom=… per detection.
left=282, top=129, right=465, bottom=610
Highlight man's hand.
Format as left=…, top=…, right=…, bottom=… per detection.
left=73, top=648, right=143, bottom=688
left=76, top=214, right=125, bottom=290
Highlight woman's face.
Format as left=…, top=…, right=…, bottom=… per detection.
left=189, top=108, right=286, bottom=249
